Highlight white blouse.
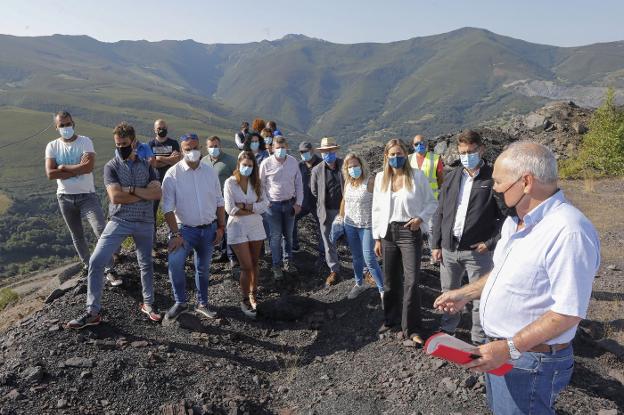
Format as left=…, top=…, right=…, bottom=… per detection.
left=223, top=176, right=269, bottom=218
left=372, top=169, right=438, bottom=239
left=344, top=181, right=373, bottom=228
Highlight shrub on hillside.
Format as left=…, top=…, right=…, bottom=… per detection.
left=560, top=89, right=624, bottom=177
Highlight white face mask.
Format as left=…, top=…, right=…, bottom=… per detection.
left=184, top=149, right=201, bottom=163
left=59, top=126, right=74, bottom=140
left=207, top=147, right=220, bottom=158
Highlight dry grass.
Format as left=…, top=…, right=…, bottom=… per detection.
left=0, top=192, right=12, bottom=215
left=560, top=178, right=624, bottom=266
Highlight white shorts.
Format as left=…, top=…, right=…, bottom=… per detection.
left=226, top=214, right=266, bottom=245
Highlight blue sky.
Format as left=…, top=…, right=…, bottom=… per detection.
left=2, top=0, right=623, bottom=46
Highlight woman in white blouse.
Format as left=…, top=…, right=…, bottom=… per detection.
left=372, top=139, right=438, bottom=345
left=224, top=151, right=269, bottom=318
left=340, top=153, right=384, bottom=300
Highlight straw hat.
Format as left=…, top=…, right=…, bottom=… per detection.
left=317, top=137, right=341, bottom=151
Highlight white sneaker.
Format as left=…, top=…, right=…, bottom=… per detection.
left=347, top=284, right=368, bottom=299
left=106, top=272, right=123, bottom=287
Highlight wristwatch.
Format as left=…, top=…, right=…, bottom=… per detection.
left=506, top=338, right=522, bottom=360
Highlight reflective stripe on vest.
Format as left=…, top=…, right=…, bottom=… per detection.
left=419, top=152, right=439, bottom=198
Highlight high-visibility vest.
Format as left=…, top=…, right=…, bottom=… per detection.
left=410, top=152, right=440, bottom=198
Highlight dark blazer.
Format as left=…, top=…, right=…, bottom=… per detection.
left=310, top=158, right=344, bottom=225
left=431, top=161, right=503, bottom=251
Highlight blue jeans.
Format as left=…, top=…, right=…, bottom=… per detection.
left=87, top=218, right=154, bottom=314
left=485, top=344, right=574, bottom=414
left=344, top=224, right=383, bottom=292
left=266, top=200, right=295, bottom=267
left=167, top=223, right=216, bottom=305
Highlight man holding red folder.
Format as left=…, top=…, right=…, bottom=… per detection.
left=434, top=142, right=600, bottom=415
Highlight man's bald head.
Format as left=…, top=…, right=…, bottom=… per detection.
left=154, top=119, right=167, bottom=130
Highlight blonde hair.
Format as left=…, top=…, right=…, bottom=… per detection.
left=342, top=153, right=368, bottom=187
left=381, top=139, right=413, bottom=192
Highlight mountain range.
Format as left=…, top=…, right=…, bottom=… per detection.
left=1, top=27, right=624, bottom=193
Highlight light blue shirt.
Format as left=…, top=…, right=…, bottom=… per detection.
left=480, top=190, right=600, bottom=344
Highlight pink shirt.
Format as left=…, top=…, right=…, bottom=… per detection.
left=259, top=154, right=303, bottom=205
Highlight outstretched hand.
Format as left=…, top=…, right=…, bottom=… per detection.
left=433, top=289, right=469, bottom=315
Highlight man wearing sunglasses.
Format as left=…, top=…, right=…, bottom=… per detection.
left=67, top=122, right=163, bottom=329
left=45, top=111, right=117, bottom=281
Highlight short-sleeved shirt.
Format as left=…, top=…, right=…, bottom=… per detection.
left=480, top=190, right=600, bottom=344
left=103, top=154, right=159, bottom=223
left=148, top=137, right=180, bottom=182
left=45, top=135, right=96, bottom=194
left=201, top=152, right=238, bottom=189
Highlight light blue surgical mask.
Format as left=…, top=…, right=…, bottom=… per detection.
left=239, top=165, right=253, bottom=177
left=265, top=136, right=273, bottom=145
left=460, top=152, right=481, bottom=170
left=388, top=156, right=406, bottom=169
left=207, top=147, right=220, bottom=158
left=348, top=166, right=362, bottom=179
left=322, top=152, right=337, bottom=164
left=250, top=142, right=260, bottom=151
left=275, top=148, right=287, bottom=159
left=301, top=151, right=312, bottom=161
left=414, top=142, right=426, bottom=154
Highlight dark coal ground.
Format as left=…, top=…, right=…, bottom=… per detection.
left=1, top=211, right=622, bottom=415
left=1, top=141, right=624, bottom=414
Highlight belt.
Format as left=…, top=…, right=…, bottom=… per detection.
left=270, top=198, right=295, bottom=204
left=185, top=220, right=216, bottom=229
left=488, top=337, right=569, bottom=354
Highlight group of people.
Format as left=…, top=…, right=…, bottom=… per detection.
left=45, top=111, right=600, bottom=414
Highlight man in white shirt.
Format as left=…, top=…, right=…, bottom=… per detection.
left=259, top=136, right=303, bottom=280
left=434, top=141, right=600, bottom=414
left=45, top=111, right=116, bottom=281
left=161, top=133, right=226, bottom=321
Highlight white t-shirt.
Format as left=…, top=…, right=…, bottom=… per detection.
left=45, top=135, right=96, bottom=194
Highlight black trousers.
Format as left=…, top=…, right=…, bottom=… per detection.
left=382, top=222, right=423, bottom=336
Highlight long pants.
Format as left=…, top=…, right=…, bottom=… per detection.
left=344, top=223, right=383, bottom=292
left=319, top=208, right=340, bottom=273
left=87, top=218, right=154, bottom=314
left=382, top=222, right=423, bottom=336
left=266, top=200, right=295, bottom=268
left=486, top=345, right=574, bottom=414
left=440, top=247, right=493, bottom=343
left=167, top=223, right=216, bottom=305
left=293, top=205, right=324, bottom=254
left=57, top=193, right=113, bottom=272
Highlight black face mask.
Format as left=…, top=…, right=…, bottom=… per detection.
left=116, top=143, right=134, bottom=160
left=492, top=177, right=525, bottom=218
left=157, top=128, right=168, bottom=138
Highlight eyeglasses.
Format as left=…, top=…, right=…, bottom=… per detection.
left=180, top=133, right=199, bottom=141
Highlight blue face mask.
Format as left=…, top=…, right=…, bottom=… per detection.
left=265, top=136, right=273, bottom=145
left=388, top=156, right=406, bottom=169
left=250, top=142, right=260, bottom=151
left=414, top=142, right=426, bottom=154
left=239, top=165, right=253, bottom=177
left=301, top=151, right=312, bottom=161
left=348, top=166, right=362, bottom=179
left=460, top=152, right=481, bottom=170
left=207, top=147, right=220, bottom=158
left=322, top=152, right=337, bottom=164
left=275, top=148, right=287, bottom=159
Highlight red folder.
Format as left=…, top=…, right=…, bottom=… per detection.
left=424, top=332, right=513, bottom=376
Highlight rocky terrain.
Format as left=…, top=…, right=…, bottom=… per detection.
left=1, top=103, right=623, bottom=414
